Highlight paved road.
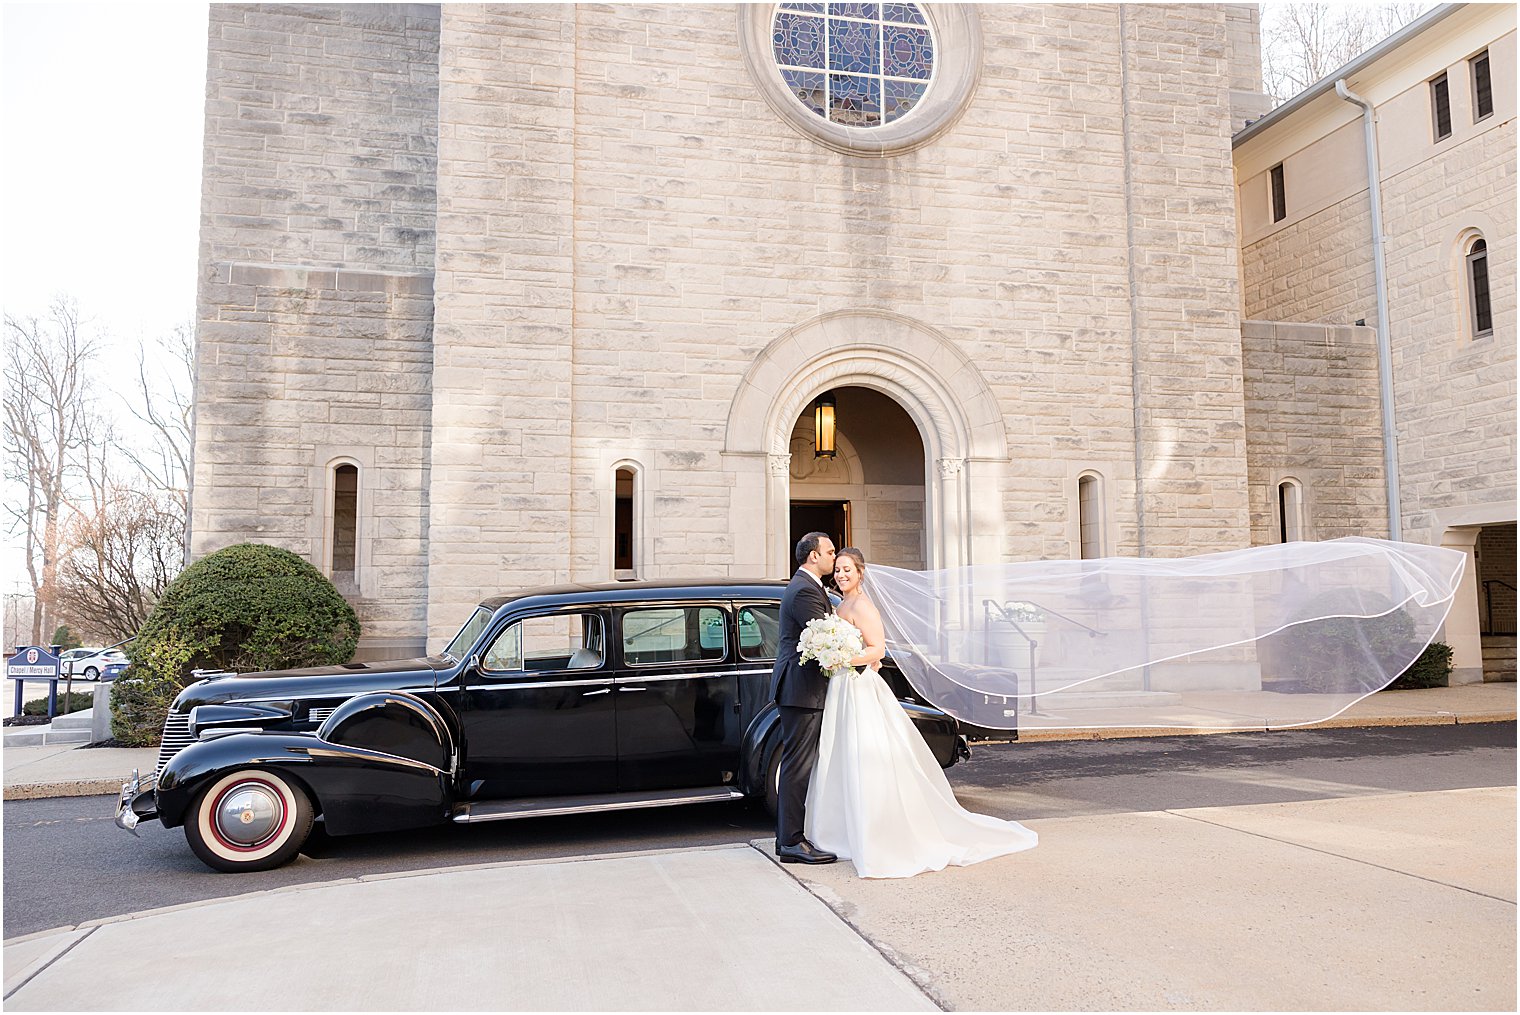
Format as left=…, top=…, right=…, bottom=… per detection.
left=5, top=723, right=1513, bottom=939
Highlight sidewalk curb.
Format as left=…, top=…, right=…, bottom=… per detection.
left=4, top=779, right=124, bottom=801
left=5, top=711, right=1514, bottom=800
left=1013, top=710, right=1516, bottom=742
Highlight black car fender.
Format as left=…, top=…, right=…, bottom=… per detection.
left=739, top=706, right=784, bottom=797
left=157, top=693, right=458, bottom=836
left=738, top=696, right=966, bottom=790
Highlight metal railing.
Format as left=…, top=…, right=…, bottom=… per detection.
left=981, top=599, right=1108, bottom=717
left=1482, top=579, right=1516, bottom=636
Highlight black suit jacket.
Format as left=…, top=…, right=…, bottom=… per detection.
left=769, top=569, right=832, bottom=710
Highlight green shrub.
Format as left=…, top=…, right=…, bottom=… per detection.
left=22, top=691, right=92, bottom=716
left=1258, top=586, right=1437, bottom=694
left=1385, top=641, right=1453, bottom=690
left=111, top=630, right=197, bottom=747
left=112, top=543, right=361, bottom=746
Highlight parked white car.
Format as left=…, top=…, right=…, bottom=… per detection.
left=59, top=648, right=128, bottom=679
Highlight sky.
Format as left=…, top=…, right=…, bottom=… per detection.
left=1, top=3, right=208, bottom=603
left=1, top=2, right=208, bottom=363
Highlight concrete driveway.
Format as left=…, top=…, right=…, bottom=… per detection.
left=778, top=786, right=1516, bottom=1011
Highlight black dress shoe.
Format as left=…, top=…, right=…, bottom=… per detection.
left=776, top=839, right=837, bottom=864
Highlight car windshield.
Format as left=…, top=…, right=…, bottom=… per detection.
left=443, top=607, right=493, bottom=661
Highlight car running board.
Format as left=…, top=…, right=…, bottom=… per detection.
left=452, top=786, right=746, bottom=823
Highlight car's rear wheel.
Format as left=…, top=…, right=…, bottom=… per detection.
left=83, top=666, right=98, bottom=680
left=763, top=744, right=781, bottom=819
left=185, top=770, right=313, bottom=873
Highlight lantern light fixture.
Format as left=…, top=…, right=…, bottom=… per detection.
left=813, top=391, right=837, bottom=459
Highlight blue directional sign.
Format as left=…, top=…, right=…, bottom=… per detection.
left=6, top=646, right=60, bottom=678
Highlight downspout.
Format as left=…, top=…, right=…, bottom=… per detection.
left=1335, top=79, right=1403, bottom=539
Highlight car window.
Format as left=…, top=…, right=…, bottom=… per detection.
left=483, top=613, right=604, bottom=673
left=445, top=607, right=492, bottom=660
left=737, top=605, right=781, bottom=662
left=622, top=607, right=727, bottom=666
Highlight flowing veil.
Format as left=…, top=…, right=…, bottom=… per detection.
left=863, top=538, right=1465, bottom=731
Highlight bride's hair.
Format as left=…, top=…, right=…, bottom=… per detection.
left=837, top=547, right=866, bottom=575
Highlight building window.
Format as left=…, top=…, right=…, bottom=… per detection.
left=614, top=466, right=636, bottom=577
left=1467, top=237, right=1493, bottom=338
left=1277, top=480, right=1303, bottom=543
left=771, top=2, right=935, bottom=128
left=1431, top=72, right=1452, bottom=141
left=1270, top=163, right=1286, bottom=223
left=332, top=463, right=358, bottom=580
left=1472, top=50, right=1493, bottom=121
left=1077, top=474, right=1102, bottom=559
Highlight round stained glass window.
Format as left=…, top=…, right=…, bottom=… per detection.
left=771, top=3, right=935, bottom=128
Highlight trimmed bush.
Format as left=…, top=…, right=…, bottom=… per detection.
left=22, top=691, right=92, bottom=716
left=111, top=543, right=361, bottom=746
left=1386, top=641, right=1453, bottom=690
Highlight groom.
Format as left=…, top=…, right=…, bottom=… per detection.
left=770, top=530, right=839, bottom=865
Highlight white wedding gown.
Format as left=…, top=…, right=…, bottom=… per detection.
left=805, top=662, right=1038, bottom=879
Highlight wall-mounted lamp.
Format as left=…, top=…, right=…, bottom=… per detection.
left=813, top=391, right=837, bottom=459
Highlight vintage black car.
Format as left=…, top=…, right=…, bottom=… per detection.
left=116, top=579, right=970, bottom=872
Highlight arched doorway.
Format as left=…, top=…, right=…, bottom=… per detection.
left=787, top=387, right=927, bottom=569
left=723, top=310, right=1010, bottom=576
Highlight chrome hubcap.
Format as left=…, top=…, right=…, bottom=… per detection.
left=214, top=782, right=282, bottom=847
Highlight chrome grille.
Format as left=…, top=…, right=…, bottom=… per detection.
left=307, top=706, right=337, bottom=725
left=156, top=711, right=194, bottom=776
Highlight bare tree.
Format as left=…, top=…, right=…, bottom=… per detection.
left=120, top=323, right=194, bottom=518
left=2, top=298, right=101, bottom=644
left=54, top=484, right=184, bottom=642
left=1260, top=3, right=1436, bottom=105
left=51, top=323, right=195, bottom=642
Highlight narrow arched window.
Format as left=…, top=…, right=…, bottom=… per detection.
left=332, top=463, right=358, bottom=579
left=1077, top=473, right=1102, bottom=559
left=614, top=467, right=636, bottom=577
left=1277, top=480, right=1303, bottom=543
left=1467, top=237, right=1493, bottom=339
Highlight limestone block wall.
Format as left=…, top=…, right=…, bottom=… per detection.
left=1241, top=197, right=1377, bottom=327
left=428, top=6, right=577, bottom=643
left=1237, top=24, right=1516, bottom=550
left=193, top=4, right=439, bottom=656
left=1120, top=5, right=1252, bottom=556
left=545, top=2, right=1251, bottom=598
left=1223, top=4, right=1274, bottom=132
left=1240, top=320, right=1388, bottom=544
left=1380, top=122, right=1517, bottom=547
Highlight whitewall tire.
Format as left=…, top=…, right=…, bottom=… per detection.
left=184, top=769, right=314, bottom=873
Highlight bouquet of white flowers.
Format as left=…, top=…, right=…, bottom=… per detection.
left=797, top=615, right=865, bottom=678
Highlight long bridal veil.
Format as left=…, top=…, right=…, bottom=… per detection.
left=864, top=537, right=1465, bottom=731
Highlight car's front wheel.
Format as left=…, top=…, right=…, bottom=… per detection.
left=184, top=770, right=314, bottom=873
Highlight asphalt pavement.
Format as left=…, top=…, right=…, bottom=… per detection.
left=3, top=684, right=1515, bottom=1010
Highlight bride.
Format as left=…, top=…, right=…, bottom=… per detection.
left=806, top=548, right=1039, bottom=879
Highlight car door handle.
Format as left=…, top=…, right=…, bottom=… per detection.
left=581, top=688, right=611, bottom=697
left=619, top=687, right=647, bottom=693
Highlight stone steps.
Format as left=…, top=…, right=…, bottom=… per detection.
left=1481, top=636, right=1516, bottom=682
left=3, top=720, right=93, bottom=748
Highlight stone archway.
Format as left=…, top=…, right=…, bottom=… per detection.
left=724, top=310, right=1009, bottom=575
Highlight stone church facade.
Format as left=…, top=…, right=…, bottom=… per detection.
left=189, top=4, right=1510, bottom=669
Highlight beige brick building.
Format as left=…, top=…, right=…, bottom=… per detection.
left=190, top=3, right=1513, bottom=678
left=1235, top=3, right=1516, bottom=681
